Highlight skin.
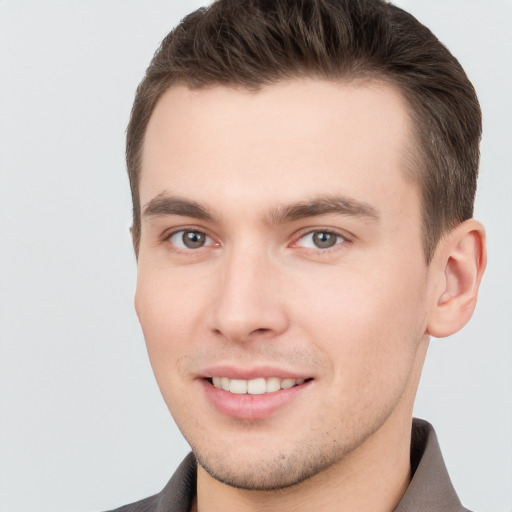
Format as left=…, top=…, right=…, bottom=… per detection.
left=134, top=79, right=486, bottom=512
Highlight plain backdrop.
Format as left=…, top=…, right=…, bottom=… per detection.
left=0, top=1, right=511, bottom=511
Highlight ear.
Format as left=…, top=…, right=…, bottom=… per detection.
left=426, top=219, right=487, bottom=338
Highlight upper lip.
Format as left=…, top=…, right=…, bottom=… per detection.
left=199, top=364, right=312, bottom=381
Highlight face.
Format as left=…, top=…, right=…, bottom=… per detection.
left=135, top=79, right=434, bottom=490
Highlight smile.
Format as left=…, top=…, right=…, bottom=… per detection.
left=204, top=375, right=313, bottom=420
left=211, top=377, right=306, bottom=395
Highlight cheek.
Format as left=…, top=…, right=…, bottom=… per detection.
left=291, top=262, right=428, bottom=385
left=135, top=276, right=202, bottom=422
left=134, top=265, right=205, bottom=381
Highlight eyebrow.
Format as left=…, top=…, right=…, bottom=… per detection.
left=143, top=194, right=217, bottom=222
left=142, top=193, right=379, bottom=224
left=267, top=194, right=379, bottom=224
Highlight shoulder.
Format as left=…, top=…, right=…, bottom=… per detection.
left=103, top=494, right=159, bottom=512
left=394, top=419, right=475, bottom=512
left=101, top=453, right=197, bottom=512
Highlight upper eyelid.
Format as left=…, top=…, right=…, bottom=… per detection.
left=165, top=229, right=218, bottom=253
left=160, top=226, right=353, bottom=247
left=162, top=225, right=215, bottom=241
left=291, top=226, right=353, bottom=242
left=293, top=230, right=345, bottom=247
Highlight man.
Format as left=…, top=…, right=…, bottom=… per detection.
left=109, top=0, right=486, bottom=510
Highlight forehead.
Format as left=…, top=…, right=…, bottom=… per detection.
left=140, top=79, right=418, bottom=221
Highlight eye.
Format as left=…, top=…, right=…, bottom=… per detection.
left=168, top=230, right=214, bottom=250
left=296, top=230, right=345, bottom=250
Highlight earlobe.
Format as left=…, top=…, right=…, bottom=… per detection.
left=426, top=219, right=487, bottom=338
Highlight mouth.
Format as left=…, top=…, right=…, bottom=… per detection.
left=202, top=374, right=314, bottom=420
left=208, top=376, right=311, bottom=395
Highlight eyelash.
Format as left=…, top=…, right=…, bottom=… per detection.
left=291, top=229, right=348, bottom=252
left=164, top=228, right=217, bottom=252
left=162, top=227, right=350, bottom=254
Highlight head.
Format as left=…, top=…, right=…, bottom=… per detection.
left=129, top=0, right=486, bottom=495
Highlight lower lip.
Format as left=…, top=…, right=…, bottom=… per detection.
left=202, top=380, right=312, bottom=420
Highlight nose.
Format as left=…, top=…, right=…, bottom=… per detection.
left=207, top=244, right=289, bottom=343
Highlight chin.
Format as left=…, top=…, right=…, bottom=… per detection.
left=192, top=438, right=348, bottom=491
left=196, top=454, right=333, bottom=491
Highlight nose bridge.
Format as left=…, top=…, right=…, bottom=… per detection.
left=209, top=239, right=288, bottom=342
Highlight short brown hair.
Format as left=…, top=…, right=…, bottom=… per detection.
left=126, top=0, right=481, bottom=262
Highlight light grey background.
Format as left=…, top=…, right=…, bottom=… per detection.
left=0, top=1, right=510, bottom=511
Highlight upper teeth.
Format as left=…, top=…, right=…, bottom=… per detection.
left=212, top=377, right=306, bottom=395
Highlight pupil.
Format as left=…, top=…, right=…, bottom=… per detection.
left=183, top=231, right=205, bottom=248
left=313, top=232, right=336, bottom=249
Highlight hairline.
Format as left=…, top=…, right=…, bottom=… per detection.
left=130, top=74, right=447, bottom=264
